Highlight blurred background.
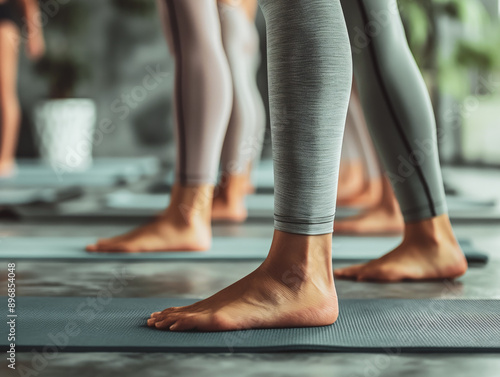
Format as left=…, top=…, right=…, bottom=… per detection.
left=1, top=2, right=500, bottom=375
left=12, top=0, right=500, bottom=168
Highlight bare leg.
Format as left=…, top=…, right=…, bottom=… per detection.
left=218, top=0, right=259, bottom=20
left=212, top=173, right=248, bottom=222
left=337, top=174, right=382, bottom=208
left=335, top=175, right=404, bottom=235
left=0, top=22, right=20, bottom=176
left=337, top=162, right=364, bottom=200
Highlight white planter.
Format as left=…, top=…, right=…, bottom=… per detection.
left=34, top=99, right=97, bottom=173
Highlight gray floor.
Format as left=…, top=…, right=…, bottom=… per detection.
left=1, top=168, right=500, bottom=377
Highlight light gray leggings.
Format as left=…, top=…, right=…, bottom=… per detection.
left=342, top=0, right=447, bottom=222
left=159, top=0, right=233, bottom=185
left=260, top=0, right=352, bottom=234
left=159, top=0, right=265, bottom=184
left=218, top=3, right=266, bottom=176
left=260, top=0, right=447, bottom=235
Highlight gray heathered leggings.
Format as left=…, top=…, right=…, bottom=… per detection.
left=260, top=0, right=447, bottom=235
left=218, top=3, right=266, bottom=176
left=159, top=0, right=233, bottom=185
left=341, top=0, right=447, bottom=222
left=259, top=0, right=353, bottom=235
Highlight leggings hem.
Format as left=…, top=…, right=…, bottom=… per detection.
left=274, top=218, right=334, bottom=236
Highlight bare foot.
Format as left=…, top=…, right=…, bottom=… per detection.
left=245, top=181, right=256, bottom=195
left=337, top=177, right=383, bottom=208
left=0, top=160, right=16, bottom=178
left=334, top=205, right=404, bottom=235
left=334, top=214, right=468, bottom=282
left=212, top=196, right=248, bottom=222
left=336, top=175, right=403, bottom=235
left=337, top=160, right=365, bottom=202
left=212, top=174, right=248, bottom=222
left=244, top=168, right=256, bottom=194
left=86, top=185, right=213, bottom=252
left=147, top=230, right=338, bottom=331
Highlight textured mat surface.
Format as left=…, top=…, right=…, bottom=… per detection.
left=1, top=297, right=498, bottom=353
left=0, top=237, right=487, bottom=264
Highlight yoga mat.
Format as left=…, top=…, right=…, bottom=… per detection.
left=1, top=297, right=499, bottom=353
left=446, top=196, right=497, bottom=209
left=0, top=237, right=487, bottom=264
left=0, top=187, right=82, bottom=206
left=105, top=190, right=500, bottom=221
left=0, top=157, right=160, bottom=187
left=105, top=191, right=361, bottom=219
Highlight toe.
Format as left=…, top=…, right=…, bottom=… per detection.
left=169, top=317, right=196, bottom=332
left=168, top=313, right=217, bottom=332
left=334, top=264, right=364, bottom=279
left=95, top=238, right=112, bottom=247
left=333, top=267, right=347, bottom=277
left=151, top=307, right=181, bottom=319
left=155, top=315, right=180, bottom=330
left=87, top=239, right=116, bottom=252
left=151, top=307, right=182, bottom=322
left=99, top=242, right=135, bottom=253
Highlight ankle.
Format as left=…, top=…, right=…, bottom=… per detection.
left=263, top=231, right=334, bottom=286
left=378, top=177, right=400, bottom=213
left=404, top=214, right=458, bottom=247
left=0, top=158, right=15, bottom=166
left=215, top=174, right=248, bottom=203
left=165, top=184, right=214, bottom=226
left=379, top=198, right=402, bottom=217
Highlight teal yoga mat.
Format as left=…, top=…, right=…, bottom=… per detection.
left=0, top=236, right=487, bottom=264
left=0, top=186, right=82, bottom=206
left=1, top=297, right=498, bottom=353
left=0, top=157, right=160, bottom=187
